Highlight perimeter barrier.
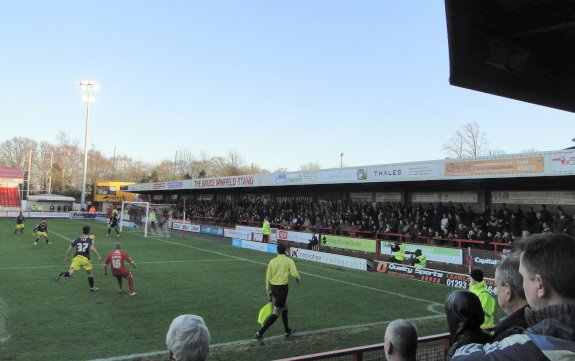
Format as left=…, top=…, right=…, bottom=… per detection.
left=274, top=332, right=450, bottom=361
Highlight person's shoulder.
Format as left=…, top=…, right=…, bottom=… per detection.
left=452, top=334, right=534, bottom=360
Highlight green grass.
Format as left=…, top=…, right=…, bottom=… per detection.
left=0, top=218, right=495, bottom=361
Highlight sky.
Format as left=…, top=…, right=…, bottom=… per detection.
left=1, top=1, right=574, bottom=172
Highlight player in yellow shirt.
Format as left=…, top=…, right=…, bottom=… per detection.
left=33, top=219, right=50, bottom=245
left=15, top=212, right=25, bottom=234
left=255, top=244, right=301, bottom=344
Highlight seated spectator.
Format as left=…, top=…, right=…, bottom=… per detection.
left=455, top=223, right=469, bottom=239
left=166, top=314, right=210, bottom=361
left=445, top=290, right=491, bottom=360
left=384, top=319, right=418, bottom=361
left=492, top=254, right=529, bottom=342
left=482, top=231, right=494, bottom=250
left=452, top=233, right=575, bottom=360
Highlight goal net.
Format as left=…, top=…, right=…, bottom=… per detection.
left=120, top=201, right=176, bottom=237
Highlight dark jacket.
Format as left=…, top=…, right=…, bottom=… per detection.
left=445, top=290, right=492, bottom=360
left=491, top=305, right=529, bottom=343
left=452, top=304, right=575, bottom=360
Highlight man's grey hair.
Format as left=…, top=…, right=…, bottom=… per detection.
left=496, top=254, right=526, bottom=300
left=385, top=319, right=418, bottom=360
left=166, top=315, right=210, bottom=361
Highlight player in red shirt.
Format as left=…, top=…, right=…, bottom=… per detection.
left=104, top=243, right=138, bottom=296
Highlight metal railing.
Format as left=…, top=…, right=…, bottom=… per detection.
left=274, top=332, right=451, bottom=361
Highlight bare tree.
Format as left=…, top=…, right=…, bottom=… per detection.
left=52, top=132, right=83, bottom=194
left=175, top=149, right=195, bottom=179
left=0, top=137, right=38, bottom=168
left=520, top=148, right=539, bottom=153
left=299, top=162, right=322, bottom=171
left=487, top=148, right=507, bottom=156
left=443, top=122, right=488, bottom=158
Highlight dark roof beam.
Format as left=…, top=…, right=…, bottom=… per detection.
left=502, top=20, right=575, bottom=40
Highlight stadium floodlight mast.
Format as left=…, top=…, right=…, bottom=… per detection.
left=76, top=80, right=100, bottom=207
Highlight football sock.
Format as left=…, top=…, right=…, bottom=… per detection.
left=88, top=277, right=95, bottom=288
left=258, top=314, right=278, bottom=335
left=116, top=277, right=123, bottom=289
left=282, top=310, right=290, bottom=332
left=128, top=278, right=134, bottom=293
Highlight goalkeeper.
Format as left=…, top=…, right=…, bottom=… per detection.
left=107, top=212, right=121, bottom=237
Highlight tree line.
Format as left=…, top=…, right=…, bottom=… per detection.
left=1, top=123, right=519, bottom=199
left=0, top=132, right=296, bottom=199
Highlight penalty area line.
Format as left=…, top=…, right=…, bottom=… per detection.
left=132, top=234, right=444, bottom=309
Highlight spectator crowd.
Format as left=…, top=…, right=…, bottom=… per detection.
left=175, top=199, right=575, bottom=248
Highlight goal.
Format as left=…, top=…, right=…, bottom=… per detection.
left=120, top=201, right=175, bottom=237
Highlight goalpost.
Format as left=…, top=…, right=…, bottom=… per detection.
left=120, top=201, right=176, bottom=237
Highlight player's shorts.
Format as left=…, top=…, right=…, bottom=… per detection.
left=36, top=231, right=48, bottom=239
left=112, top=269, right=132, bottom=279
left=270, top=284, right=289, bottom=308
left=70, top=255, right=93, bottom=271
left=16, top=224, right=25, bottom=230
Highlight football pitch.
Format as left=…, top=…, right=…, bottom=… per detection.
left=0, top=218, right=460, bottom=361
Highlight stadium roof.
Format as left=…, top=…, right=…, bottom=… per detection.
left=445, top=0, right=575, bottom=113
left=27, top=194, right=75, bottom=202
left=0, top=167, right=23, bottom=181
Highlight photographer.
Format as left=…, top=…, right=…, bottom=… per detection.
left=307, top=234, right=319, bottom=250
left=409, top=249, right=426, bottom=269
left=390, top=241, right=405, bottom=263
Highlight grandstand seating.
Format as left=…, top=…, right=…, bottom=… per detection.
left=0, top=187, right=21, bottom=208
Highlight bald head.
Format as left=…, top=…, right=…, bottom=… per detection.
left=384, top=319, right=418, bottom=361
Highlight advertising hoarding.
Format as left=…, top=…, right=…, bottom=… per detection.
left=321, top=234, right=376, bottom=252
left=290, top=248, right=367, bottom=271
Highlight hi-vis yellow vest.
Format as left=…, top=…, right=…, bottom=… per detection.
left=394, top=244, right=405, bottom=261
left=415, top=254, right=427, bottom=268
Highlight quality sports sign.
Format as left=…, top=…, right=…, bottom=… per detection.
left=376, top=260, right=495, bottom=295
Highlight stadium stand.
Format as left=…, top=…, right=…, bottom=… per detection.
left=0, top=187, right=21, bottom=208
left=176, top=199, right=574, bottom=251
left=0, top=167, right=23, bottom=209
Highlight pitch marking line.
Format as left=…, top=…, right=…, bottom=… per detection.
left=88, top=314, right=445, bottom=361
left=45, top=224, right=445, bottom=309
left=0, top=259, right=242, bottom=271
left=54, top=222, right=445, bottom=360
left=76, top=222, right=445, bottom=310
left=141, top=235, right=445, bottom=310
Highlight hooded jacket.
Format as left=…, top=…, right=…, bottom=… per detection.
left=445, top=290, right=492, bottom=360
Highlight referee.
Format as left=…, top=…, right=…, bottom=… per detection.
left=255, top=244, right=301, bottom=344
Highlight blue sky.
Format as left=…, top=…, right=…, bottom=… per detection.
left=1, top=1, right=573, bottom=172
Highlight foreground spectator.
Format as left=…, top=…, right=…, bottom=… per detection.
left=452, top=233, right=575, bottom=360
left=445, top=290, right=491, bottom=360
left=384, top=319, right=418, bottom=361
left=491, top=254, right=529, bottom=342
left=166, top=315, right=210, bottom=361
